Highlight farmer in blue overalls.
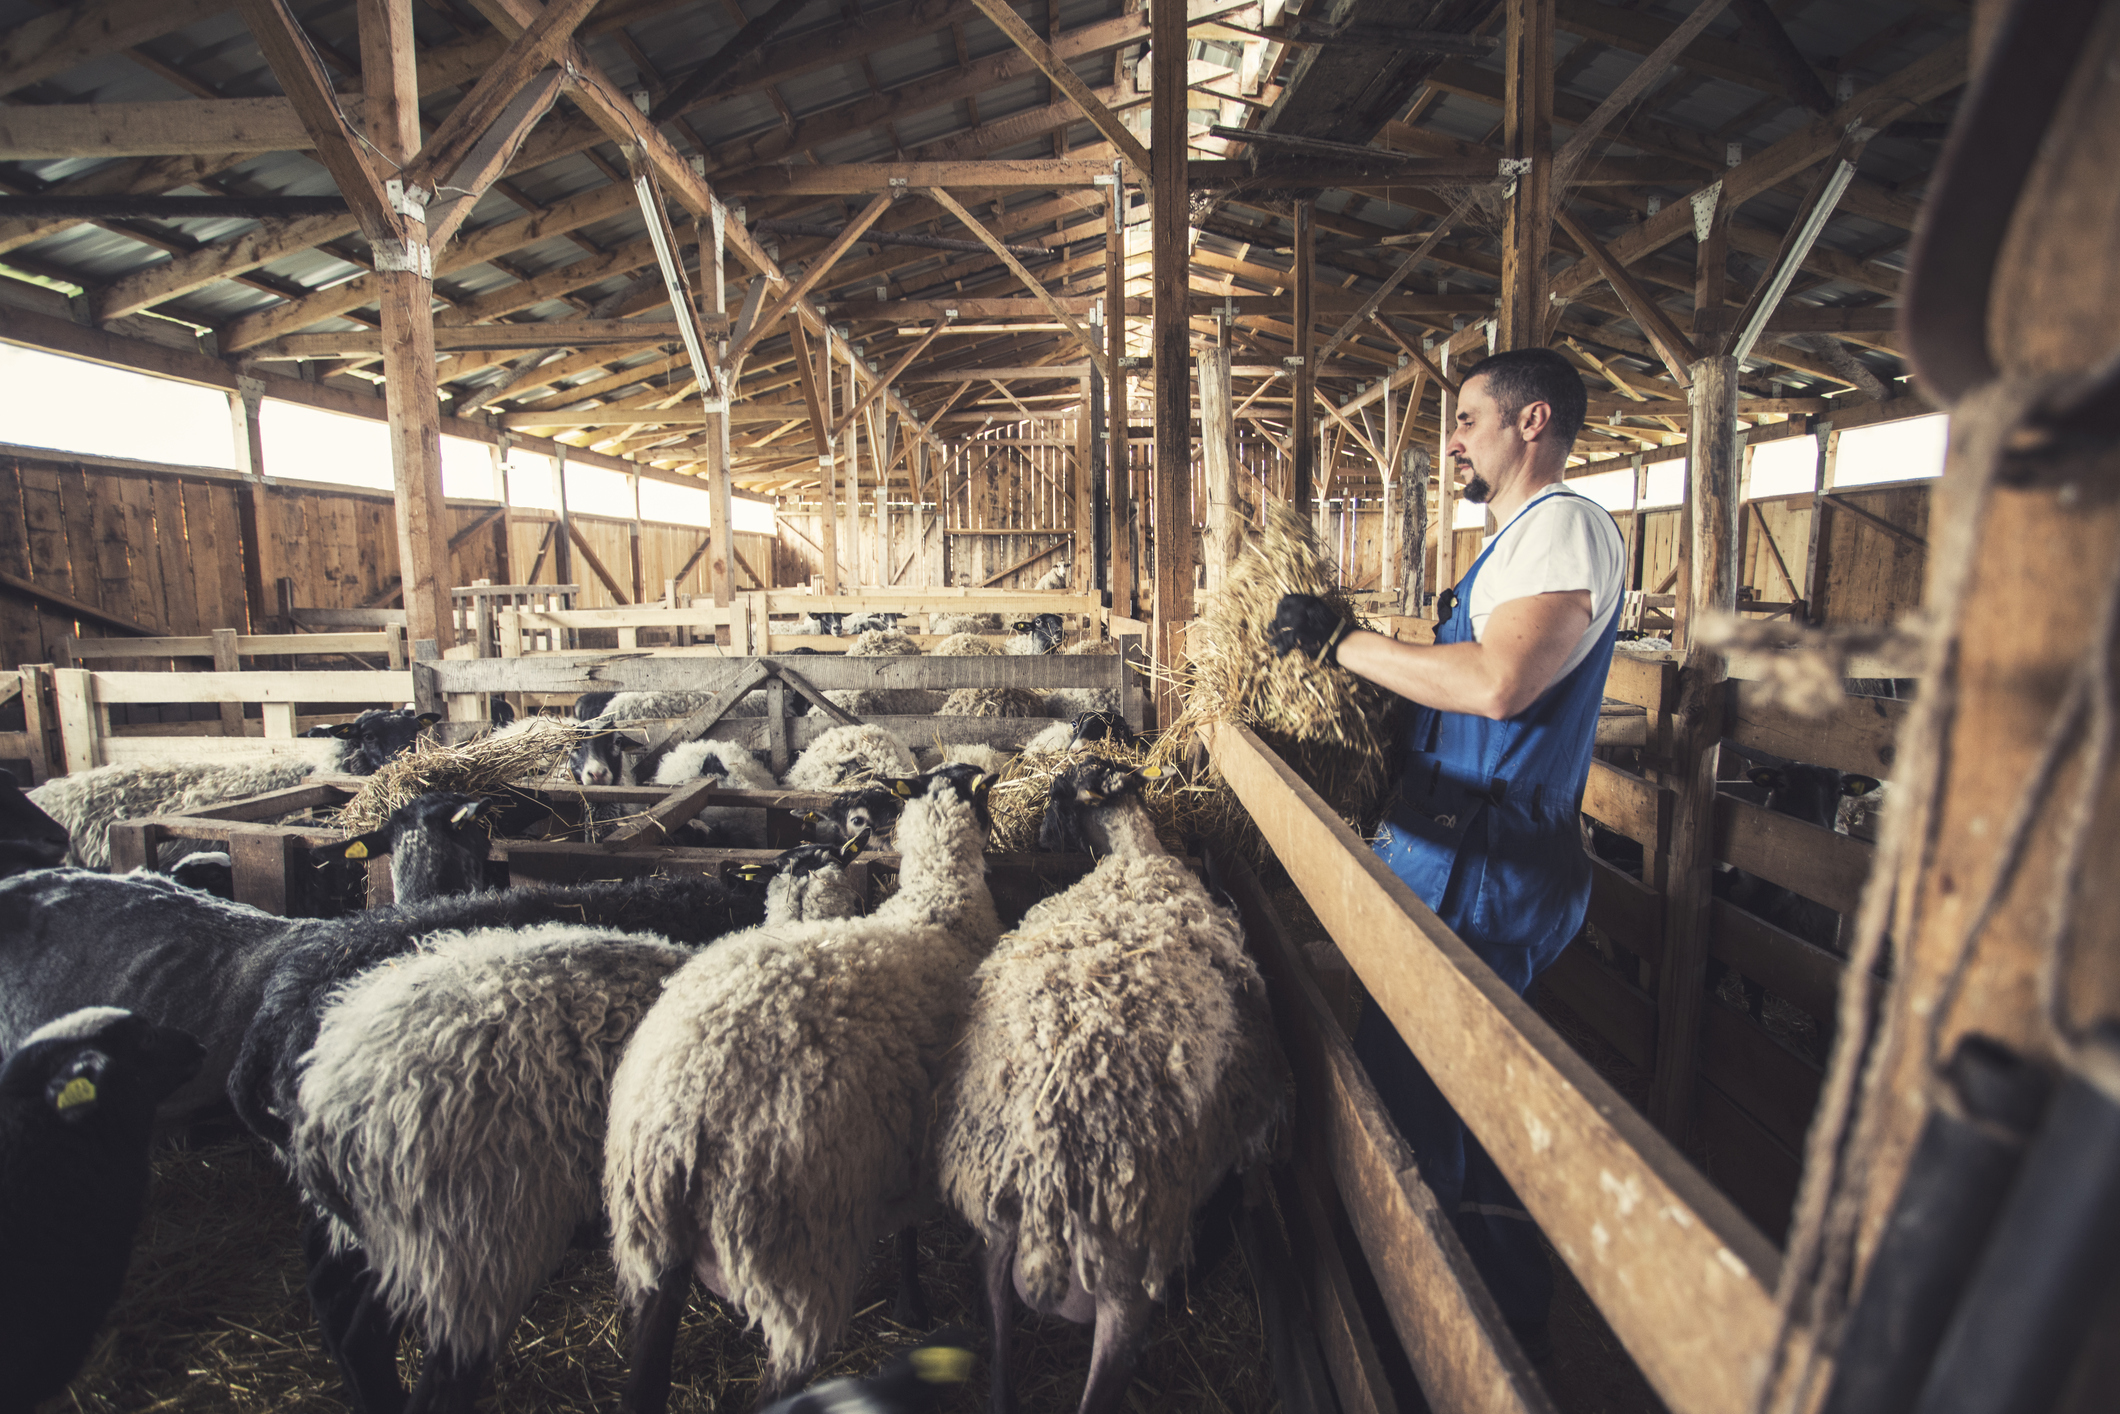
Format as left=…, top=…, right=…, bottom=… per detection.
left=1269, top=347, right=1626, bottom=1357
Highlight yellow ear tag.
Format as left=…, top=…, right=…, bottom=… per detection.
left=1140, top=766, right=1163, bottom=779
left=344, top=840, right=370, bottom=860
left=841, top=838, right=863, bottom=860
left=451, top=804, right=480, bottom=824
left=909, top=1346, right=974, bottom=1384
left=893, top=779, right=917, bottom=798
left=55, top=1077, right=96, bottom=1111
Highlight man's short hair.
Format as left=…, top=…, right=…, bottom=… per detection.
left=1466, top=347, right=1588, bottom=447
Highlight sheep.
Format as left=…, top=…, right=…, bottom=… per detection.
left=325, top=708, right=446, bottom=776
left=833, top=627, right=932, bottom=716
left=781, top=723, right=918, bottom=792
left=0, top=768, right=69, bottom=857
left=939, top=686, right=1043, bottom=718
left=1007, top=613, right=1065, bottom=655
left=0, top=1008, right=205, bottom=1414
left=651, top=739, right=779, bottom=847
left=798, top=784, right=903, bottom=847
left=929, top=613, right=1001, bottom=636
left=312, top=791, right=500, bottom=904
left=731, top=833, right=872, bottom=924
left=930, top=631, right=1003, bottom=658
left=292, top=922, right=693, bottom=1414
left=757, top=1328, right=977, bottom=1414
left=29, top=739, right=347, bottom=871
left=1024, top=720, right=1077, bottom=754
left=603, top=763, right=1005, bottom=1411
left=1032, top=563, right=1071, bottom=591
left=231, top=859, right=830, bottom=1414
left=934, top=760, right=1285, bottom=1414
left=1045, top=638, right=1122, bottom=721
left=166, top=849, right=234, bottom=898
left=0, top=870, right=289, bottom=1132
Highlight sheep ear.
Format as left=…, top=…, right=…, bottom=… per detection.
left=1841, top=774, right=1882, bottom=797
left=841, top=827, right=871, bottom=860
left=972, top=772, right=996, bottom=797
left=415, top=713, right=443, bottom=727
left=1748, top=767, right=1783, bottom=789
left=450, top=800, right=486, bottom=825
left=1138, top=765, right=1164, bottom=779
left=328, top=722, right=359, bottom=739
left=891, top=777, right=919, bottom=798
left=1012, top=621, right=1033, bottom=631
left=331, top=829, right=390, bottom=861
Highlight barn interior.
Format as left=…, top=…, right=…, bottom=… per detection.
left=2, top=0, right=2116, bottom=1411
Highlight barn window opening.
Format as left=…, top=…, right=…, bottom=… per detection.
left=1833, top=413, right=1948, bottom=488
left=0, top=344, right=236, bottom=471
left=1747, top=434, right=1819, bottom=498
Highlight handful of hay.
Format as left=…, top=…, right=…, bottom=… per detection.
left=1151, top=502, right=1395, bottom=827
left=333, top=715, right=589, bottom=833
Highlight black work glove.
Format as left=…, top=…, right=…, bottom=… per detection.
left=1269, top=593, right=1356, bottom=666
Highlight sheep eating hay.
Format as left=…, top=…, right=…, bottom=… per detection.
left=781, top=724, right=918, bottom=792
left=334, top=715, right=587, bottom=833
left=32, top=741, right=348, bottom=870
left=935, top=761, right=1284, bottom=1414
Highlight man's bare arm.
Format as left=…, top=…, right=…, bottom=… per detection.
left=1334, top=590, right=1593, bottom=720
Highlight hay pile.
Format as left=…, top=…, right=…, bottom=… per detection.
left=985, top=740, right=1251, bottom=862
left=333, top=716, right=587, bottom=833
left=1151, top=502, right=1395, bottom=831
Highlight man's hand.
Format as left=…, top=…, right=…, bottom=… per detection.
left=1269, top=594, right=1355, bottom=666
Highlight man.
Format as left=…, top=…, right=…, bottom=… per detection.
left=1269, top=346, right=1626, bottom=1352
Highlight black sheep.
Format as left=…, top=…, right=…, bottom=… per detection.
left=0, top=1008, right=204, bottom=1414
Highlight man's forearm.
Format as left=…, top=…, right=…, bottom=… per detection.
left=1335, top=631, right=1522, bottom=719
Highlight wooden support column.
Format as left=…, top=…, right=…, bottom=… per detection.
left=1499, top=0, right=1554, bottom=350
left=1291, top=199, right=1316, bottom=510
left=788, top=315, right=838, bottom=594
left=229, top=373, right=281, bottom=633
left=1649, top=353, right=1740, bottom=1139
left=1434, top=343, right=1458, bottom=610
left=1075, top=379, right=1094, bottom=593
left=706, top=410, right=737, bottom=605
left=1106, top=172, right=1133, bottom=614
left=1150, top=0, right=1191, bottom=715
left=1200, top=344, right=1237, bottom=594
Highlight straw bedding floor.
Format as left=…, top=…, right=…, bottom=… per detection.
left=63, top=1134, right=1278, bottom=1413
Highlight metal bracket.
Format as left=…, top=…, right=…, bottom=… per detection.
left=1485, top=319, right=1498, bottom=356
left=944, top=307, right=959, bottom=318
left=631, top=90, right=651, bottom=114
left=1283, top=355, right=1304, bottom=367
left=373, top=239, right=432, bottom=278
left=1093, top=173, right=1118, bottom=187
left=384, top=178, right=429, bottom=220
left=1725, top=142, right=1742, bottom=168
left=1691, top=182, right=1723, bottom=243
left=1497, top=156, right=1532, bottom=198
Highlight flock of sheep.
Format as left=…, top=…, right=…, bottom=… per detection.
left=0, top=615, right=1289, bottom=1414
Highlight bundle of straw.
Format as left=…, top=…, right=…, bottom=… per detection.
left=1150, top=502, right=1395, bottom=826
left=333, top=716, right=589, bottom=833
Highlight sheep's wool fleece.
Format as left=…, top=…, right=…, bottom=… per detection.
left=652, top=740, right=776, bottom=790
left=847, top=630, right=919, bottom=657
left=293, top=922, right=687, bottom=1360
left=31, top=748, right=340, bottom=869
left=929, top=632, right=1002, bottom=657
left=936, top=847, right=1283, bottom=1308
left=781, top=725, right=917, bottom=791
left=930, top=614, right=1001, bottom=636
left=604, top=788, right=999, bottom=1385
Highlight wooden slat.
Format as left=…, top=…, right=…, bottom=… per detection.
left=1587, top=857, right=1665, bottom=966
left=1699, top=1004, right=1823, bottom=1155
left=1724, top=679, right=1908, bottom=781
left=1205, top=722, right=1778, bottom=1414
left=62, top=631, right=398, bottom=658
left=1603, top=651, right=1677, bottom=712
left=1216, top=851, right=1553, bottom=1414
left=1712, top=792, right=1873, bottom=916
left=1583, top=759, right=1668, bottom=849
left=89, top=670, right=415, bottom=704
left=1692, top=1080, right=1801, bottom=1245
left=1536, top=941, right=1657, bottom=1071
left=420, top=652, right=1117, bottom=694
left=1707, top=898, right=1843, bottom=1023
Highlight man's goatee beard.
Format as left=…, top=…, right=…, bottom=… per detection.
left=1462, top=474, right=1492, bottom=504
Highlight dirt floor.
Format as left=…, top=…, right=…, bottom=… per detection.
left=62, top=1134, right=1277, bottom=1413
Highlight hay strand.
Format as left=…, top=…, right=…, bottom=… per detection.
left=334, top=717, right=589, bottom=833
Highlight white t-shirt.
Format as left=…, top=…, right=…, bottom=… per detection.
left=1466, top=483, right=1628, bottom=682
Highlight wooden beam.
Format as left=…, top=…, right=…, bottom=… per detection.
left=237, top=0, right=403, bottom=243
left=265, top=318, right=725, bottom=358
left=718, top=159, right=1115, bottom=194
left=565, top=520, right=630, bottom=604
left=1554, top=207, right=1701, bottom=386
left=830, top=318, right=949, bottom=441
left=1106, top=172, right=1132, bottom=615
left=0, top=0, right=223, bottom=99
left=647, top=0, right=812, bottom=122
left=402, top=0, right=596, bottom=196
left=1498, top=0, right=1554, bottom=350
left=1313, top=193, right=1478, bottom=369
left=927, top=186, right=1109, bottom=382
left=0, top=99, right=324, bottom=158
left=1149, top=0, right=1189, bottom=725
left=1550, top=0, right=1733, bottom=177
left=900, top=364, right=1092, bottom=380
left=786, top=315, right=838, bottom=595
left=966, top=0, right=1152, bottom=183
left=1290, top=198, right=1316, bottom=510
left=977, top=538, right=1069, bottom=587
left=725, top=192, right=892, bottom=369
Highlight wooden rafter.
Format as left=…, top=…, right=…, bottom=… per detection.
left=964, top=0, right=1152, bottom=184
left=926, top=186, right=1109, bottom=382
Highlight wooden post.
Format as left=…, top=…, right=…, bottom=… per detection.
left=1434, top=343, right=1458, bottom=607
left=1800, top=419, right=1835, bottom=625
left=1075, top=382, right=1094, bottom=593
left=210, top=629, right=244, bottom=736
left=708, top=410, right=737, bottom=605
left=788, top=317, right=838, bottom=596
left=1649, top=354, right=1740, bottom=1139
left=1292, top=199, right=1316, bottom=511
left=1150, top=0, right=1192, bottom=720
left=1402, top=445, right=1431, bottom=616
left=52, top=667, right=99, bottom=775
left=1499, top=0, right=1554, bottom=350
left=1201, top=345, right=1237, bottom=594
left=230, top=374, right=281, bottom=634
left=1105, top=172, right=1133, bottom=615
left=552, top=449, right=575, bottom=590
left=18, top=664, right=55, bottom=784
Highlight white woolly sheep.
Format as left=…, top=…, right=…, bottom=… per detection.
left=602, top=764, right=1004, bottom=1410
left=841, top=628, right=934, bottom=715
left=934, top=761, right=1285, bottom=1414
left=929, top=613, right=1001, bottom=636
left=797, top=785, right=903, bottom=847
left=1024, top=720, right=1077, bottom=754
left=651, top=739, right=779, bottom=847
left=30, top=739, right=349, bottom=870
left=293, top=922, right=692, bottom=1414
left=929, top=632, right=1002, bottom=658
left=1044, top=637, right=1121, bottom=720
left=781, top=724, right=918, bottom=792
left=0, top=1008, right=204, bottom=1413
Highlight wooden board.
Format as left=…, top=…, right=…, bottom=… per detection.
left=1204, top=722, right=1779, bottom=1414
left=1587, top=857, right=1664, bottom=966
left=1712, top=792, right=1874, bottom=916
left=1725, top=680, right=1909, bottom=781
left=1583, top=759, right=1669, bottom=850
left=420, top=653, right=1119, bottom=695
left=1698, top=1003, right=1824, bottom=1155
left=89, top=670, right=415, bottom=703
left=1707, top=898, right=1844, bottom=1024
left=1692, top=1079, right=1801, bottom=1245
left=1536, top=940, right=1658, bottom=1072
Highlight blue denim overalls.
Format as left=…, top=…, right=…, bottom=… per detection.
left=1353, top=486, right=1621, bottom=1340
